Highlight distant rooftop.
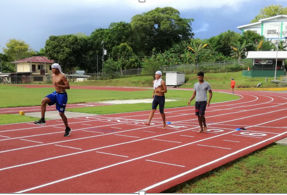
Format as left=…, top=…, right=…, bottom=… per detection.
left=11, top=56, right=54, bottom=64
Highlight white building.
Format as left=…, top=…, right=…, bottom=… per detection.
left=237, top=15, right=287, bottom=43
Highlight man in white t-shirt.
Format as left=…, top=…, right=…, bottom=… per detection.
left=188, top=71, right=212, bottom=133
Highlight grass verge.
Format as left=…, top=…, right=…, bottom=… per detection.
left=67, top=92, right=238, bottom=114
left=164, top=143, right=287, bottom=193
left=0, top=114, right=38, bottom=125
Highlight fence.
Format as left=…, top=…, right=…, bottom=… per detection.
left=1, top=59, right=252, bottom=84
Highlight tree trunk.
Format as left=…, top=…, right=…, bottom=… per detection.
left=238, top=56, right=242, bottom=66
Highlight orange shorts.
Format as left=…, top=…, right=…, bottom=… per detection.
left=231, top=86, right=235, bottom=89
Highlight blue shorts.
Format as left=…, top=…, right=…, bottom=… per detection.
left=152, top=95, right=165, bottom=113
left=46, top=91, right=68, bottom=113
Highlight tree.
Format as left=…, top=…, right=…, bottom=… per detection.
left=131, top=7, right=194, bottom=55
left=45, top=35, right=88, bottom=73
left=0, top=53, right=15, bottom=73
left=187, top=40, right=209, bottom=64
left=208, top=30, right=241, bottom=57
left=251, top=5, right=287, bottom=23
left=107, top=22, right=141, bottom=55
left=102, top=59, right=120, bottom=79
left=230, top=40, right=250, bottom=65
left=2, top=39, right=35, bottom=61
left=239, top=30, right=264, bottom=51
left=34, top=48, right=46, bottom=56
left=141, top=56, right=162, bottom=79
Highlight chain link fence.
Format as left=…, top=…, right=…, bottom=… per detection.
left=1, top=59, right=252, bottom=84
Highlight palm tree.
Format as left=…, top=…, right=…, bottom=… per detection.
left=230, top=40, right=251, bottom=66
left=187, top=40, right=208, bottom=65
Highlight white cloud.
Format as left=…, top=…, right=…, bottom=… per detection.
left=83, top=0, right=252, bottom=11
left=194, top=23, right=209, bottom=33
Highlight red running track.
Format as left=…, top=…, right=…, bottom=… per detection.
left=0, top=90, right=287, bottom=193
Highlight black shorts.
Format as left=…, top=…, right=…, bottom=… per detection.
left=195, top=101, right=207, bottom=116
left=152, top=95, right=165, bottom=113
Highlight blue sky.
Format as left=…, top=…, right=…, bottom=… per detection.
left=0, top=0, right=287, bottom=53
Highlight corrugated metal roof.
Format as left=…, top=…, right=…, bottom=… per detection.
left=11, top=56, right=54, bottom=63
left=246, top=51, right=287, bottom=59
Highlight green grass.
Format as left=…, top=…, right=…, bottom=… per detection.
left=164, top=144, right=287, bottom=193
left=70, top=75, right=154, bottom=87
left=0, top=114, right=38, bottom=125
left=67, top=91, right=238, bottom=114
left=182, top=72, right=278, bottom=89
left=0, top=85, right=153, bottom=108
left=0, top=85, right=238, bottom=108
left=70, top=72, right=279, bottom=89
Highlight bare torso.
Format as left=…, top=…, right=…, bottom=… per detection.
left=155, top=84, right=165, bottom=96
left=52, top=73, right=66, bottom=93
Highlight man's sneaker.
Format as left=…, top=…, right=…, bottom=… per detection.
left=34, top=118, right=46, bottom=125
left=64, top=127, right=72, bottom=137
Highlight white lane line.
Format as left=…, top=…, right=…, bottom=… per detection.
left=145, top=159, right=185, bottom=168
left=0, top=135, right=10, bottom=138
left=180, top=135, right=194, bottom=138
left=232, top=134, right=262, bottom=139
left=0, top=123, right=119, bottom=142
left=197, top=144, right=231, bottom=150
left=223, top=139, right=240, bottom=143
left=96, top=151, right=129, bottom=158
left=138, top=131, right=287, bottom=192
left=2, top=95, right=286, bottom=174
left=153, top=139, right=181, bottom=144
left=143, top=131, right=155, bottom=133
left=54, top=144, right=82, bottom=150
left=15, top=129, right=235, bottom=193
left=82, top=130, right=104, bottom=134
left=20, top=139, right=43, bottom=144
left=114, top=134, right=140, bottom=138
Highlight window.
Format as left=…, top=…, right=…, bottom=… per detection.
left=38, top=65, right=44, bottom=70
left=49, top=65, right=52, bottom=70
left=267, top=30, right=277, bottom=35
left=32, top=65, right=36, bottom=72
left=34, top=77, right=43, bottom=81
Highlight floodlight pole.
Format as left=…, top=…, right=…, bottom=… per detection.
left=274, top=34, right=278, bottom=81
left=101, top=41, right=105, bottom=75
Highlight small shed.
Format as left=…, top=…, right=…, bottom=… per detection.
left=242, top=51, right=287, bottom=78
left=165, top=72, right=185, bottom=86
left=67, top=70, right=91, bottom=82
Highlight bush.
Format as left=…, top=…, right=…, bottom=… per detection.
left=102, top=59, right=121, bottom=79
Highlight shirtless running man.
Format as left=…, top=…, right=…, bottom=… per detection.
left=145, top=71, right=167, bottom=129
left=34, top=63, right=72, bottom=137
left=188, top=71, right=212, bottom=133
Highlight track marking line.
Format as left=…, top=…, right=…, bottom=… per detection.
left=96, top=151, right=129, bottom=158
left=0, top=135, right=10, bottom=138
left=15, top=128, right=234, bottom=193
left=111, top=127, right=122, bottom=129
left=114, top=134, right=140, bottom=138
left=143, top=131, right=155, bottom=133
left=20, top=139, right=43, bottom=144
left=232, top=134, right=262, bottom=139
left=82, top=130, right=104, bottom=134
left=145, top=159, right=185, bottom=168
left=223, top=139, right=240, bottom=143
left=138, top=130, right=287, bottom=192
left=54, top=144, right=82, bottom=150
left=180, top=135, right=194, bottom=138
left=197, top=144, right=231, bottom=150
left=153, top=139, right=181, bottom=144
